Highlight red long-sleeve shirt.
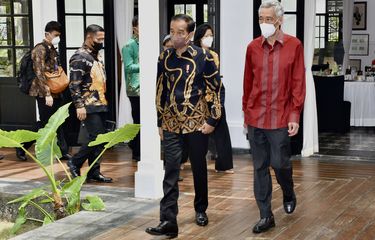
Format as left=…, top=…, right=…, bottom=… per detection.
left=242, top=31, right=306, bottom=129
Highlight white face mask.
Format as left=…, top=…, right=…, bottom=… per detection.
left=202, top=36, right=213, bottom=48
left=260, top=23, right=276, bottom=39
left=51, top=36, right=60, bottom=46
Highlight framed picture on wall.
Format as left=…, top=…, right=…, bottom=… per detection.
left=352, top=2, right=367, bottom=30
left=349, top=34, right=369, bottom=56
left=349, top=59, right=361, bottom=72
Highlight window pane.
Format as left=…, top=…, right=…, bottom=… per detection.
left=281, top=0, right=296, bottom=12
left=86, top=0, right=103, bottom=14
left=316, top=0, right=326, bottom=14
left=66, top=16, right=84, bottom=48
left=315, top=38, right=320, bottom=49
left=320, top=39, right=325, bottom=48
left=13, top=0, right=29, bottom=14
left=185, top=4, right=196, bottom=22
left=174, top=4, right=185, bottom=15
left=204, top=4, right=208, bottom=23
left=86, top=16, right=104, bottom=28
left=315, top=27, right=320, bottom=37
left=0, top=17, right=12, bottom=46
left=0, top=0, right=11, bottom=14
left=0, top=48, right=14, bottom=77
left=65, top=0, right=83, bottom=14
left=16, top=48, right=28, bottom=74
left=67, top=49, right=77, bottom=74
left=282, top=14, right=297, bottom=37
left=14, top=17, right=30, bottom=46
left=320, top=27, right=325, bottom=37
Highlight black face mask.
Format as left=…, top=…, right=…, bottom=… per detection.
left=92, top=41, right=103, bottom=52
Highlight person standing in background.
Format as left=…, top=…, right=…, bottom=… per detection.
left=193, top=23, right=234, bottom=174
left=122, top=16, right=140, bottom=162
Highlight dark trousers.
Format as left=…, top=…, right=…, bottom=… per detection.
left=248, top=127, right=294, bottom=218
left=24, top=97, right=68, bottom=155
left=70, top=112, right=106, bottom=177
left=209, top=108, right=233, bottom=171
left=128, top=96, right=140, bottom=157
left=160, top=131, right=209, bottom=223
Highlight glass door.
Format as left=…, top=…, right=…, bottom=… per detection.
left=57, top=0, right=116, bottom=145
left=0, top=0, right=35, bottom=130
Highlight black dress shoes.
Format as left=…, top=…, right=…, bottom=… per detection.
left=252, top=215, right=275, bottom=234
left=16, top=148, right=27, bottom=161
left=67, top=160, right=80, bottom=178
left=196, top=212, right=209, bottom=226
left=283, top=193, right=297, bottom=214
left=145, top=221, right=178, bottom=238
left=60, top=153, right=72, bottom=161
left=87, top=173, right=113, bottom=183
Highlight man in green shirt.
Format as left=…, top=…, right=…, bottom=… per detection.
left=122, top=16, right=140, bottom=161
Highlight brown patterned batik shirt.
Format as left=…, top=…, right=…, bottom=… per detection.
left=29, top=40, right=58, bottom=97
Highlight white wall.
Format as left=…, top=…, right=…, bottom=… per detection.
left=220, top=0, right=253, bottom=149
left=351, top=0, right=375, bottom=71
left=32, top=0, right=58, bottom=44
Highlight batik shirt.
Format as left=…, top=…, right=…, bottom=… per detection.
left=156, top=44, right=223, bottom=134
left=69, top=45, right=108, bottom=113
left=29, top=40, right=58, bottom=97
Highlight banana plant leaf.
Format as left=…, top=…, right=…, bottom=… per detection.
left=35, top=103, right=71, bottom=166
left=81, top=195, right=105, bottom=211
left=8, top=188, right=48, bottom=209
left=88, top=124, right=140, bottom=149
left=10, top=207, right=27, bottom=234
left=61, top=176, right=86, bottom=214
left=43, top=215, right=53, bottom=225
left=0, top=129, right=40, bottom=148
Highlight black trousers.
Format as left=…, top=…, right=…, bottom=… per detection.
left=248, top=127, right=294, bottom=218
left=208, top=108, right=233, bottom=171
left=24, top=97, right=68, bottom=155
left=128, top=96, right=140, bottom=157
left=70, top=112, right=106, bottom=177
left=160, top=130, right=209, bottom=223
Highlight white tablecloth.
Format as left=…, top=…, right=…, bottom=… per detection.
left=344, top=81, right=375, bottom=126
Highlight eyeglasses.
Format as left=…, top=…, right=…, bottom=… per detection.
left=259, top=17, right=276, bottom=24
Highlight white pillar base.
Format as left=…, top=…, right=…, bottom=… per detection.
left=135, top=161, right=164, bottom=199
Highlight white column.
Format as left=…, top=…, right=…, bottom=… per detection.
left=220, top=0, right=253, bottom=149
left=135, top=0, right=164, bottom=199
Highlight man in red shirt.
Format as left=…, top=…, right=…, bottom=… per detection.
left=243, top=0, right=306, bottom=234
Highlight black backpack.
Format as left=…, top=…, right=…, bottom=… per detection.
left=17, top=43, right=50, bottom=94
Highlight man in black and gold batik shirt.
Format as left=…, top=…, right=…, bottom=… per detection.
left=67, top=24, right=112, bottom=184
left=146, top=14, right=223, bottom=238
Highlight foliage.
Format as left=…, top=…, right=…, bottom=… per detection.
left=0, top=103, right=140, bottom=235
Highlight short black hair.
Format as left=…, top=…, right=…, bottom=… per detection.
left=85, top=24, right=105, bottom=37
left=45, top=21, right=62, bottom=33
left=132, top=15, right=139, bottom=27
left=171, top=14, right=195, bottom=33
left=193, top=23, right=213, bottom=48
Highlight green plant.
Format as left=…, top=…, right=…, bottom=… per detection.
left=0, top=103, right=140, bottom=235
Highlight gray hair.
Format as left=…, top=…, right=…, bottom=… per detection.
left=259, top=0, right=284, bottom=18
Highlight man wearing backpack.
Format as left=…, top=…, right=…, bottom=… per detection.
left=16, top=21, right=71, bottom=161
